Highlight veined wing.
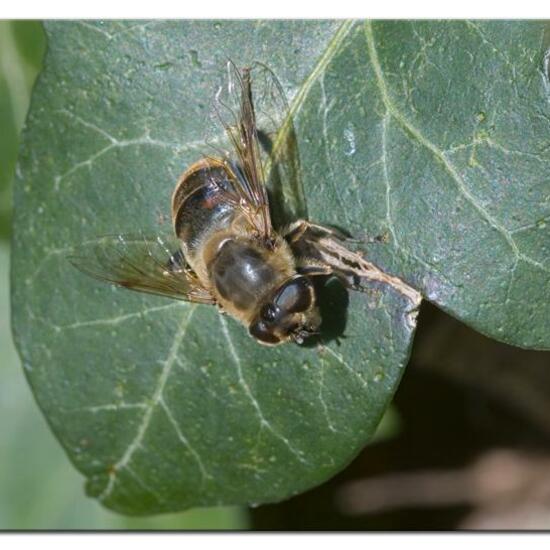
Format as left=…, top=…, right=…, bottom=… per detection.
left=69, top=233, right=215, bottom=304
left=208, top=61, right=274, bottom=240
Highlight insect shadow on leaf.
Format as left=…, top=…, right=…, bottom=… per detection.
left=259, top=125, right=350, bottom=345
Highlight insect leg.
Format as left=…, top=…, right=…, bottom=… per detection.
left=287, top=221, right=422, bottom=315
left=284, top=220, right=386, bottom=247
left=283, top=219, right=349, bottom=244
left=295, top=259, right=334, bottom=277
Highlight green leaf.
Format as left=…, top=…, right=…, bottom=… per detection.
left=1, top=240, right=247, bottom=530
left=11, top=20, right=550, bottom=515
left=290, top=19, right=550, bottom=351
left=12, top=20, right=416, bottom=515
left=344, top=20, right=550, bottom=351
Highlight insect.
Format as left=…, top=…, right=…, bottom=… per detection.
left=70, top=62, right=417, bottom=345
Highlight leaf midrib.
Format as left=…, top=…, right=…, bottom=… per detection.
left=364, top=20, right=550, bottom=279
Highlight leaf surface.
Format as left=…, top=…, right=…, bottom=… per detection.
left=12, top=20, right=550, bottom=514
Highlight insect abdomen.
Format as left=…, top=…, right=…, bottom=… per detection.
left=172, top=159, right=235, bottom=262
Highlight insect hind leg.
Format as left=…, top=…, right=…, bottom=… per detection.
left=285, top=219, right=421, bottom=315
left=283, top=220, right=350, bottom=244
left=284, top=220, right=385, bottom=247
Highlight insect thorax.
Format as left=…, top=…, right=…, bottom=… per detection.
left=209, top=239, right=288, bottom=313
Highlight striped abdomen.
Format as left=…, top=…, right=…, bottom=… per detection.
left=171, top=158, right=237, bottom=269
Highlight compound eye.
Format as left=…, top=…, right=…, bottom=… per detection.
left=260, top=303, right=280, bottom=323
left=274, top=276, right=313, bottom=313
left=249, top=320, right=281, bottom=345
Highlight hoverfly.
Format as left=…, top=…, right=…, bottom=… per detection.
left=70, top=62, right=409, bottom=345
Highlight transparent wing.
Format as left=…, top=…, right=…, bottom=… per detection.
left=204, top=61, right=308, bottom=234
left=206, top=61, right=272, bottom=238
left=68, top=233, right=215, bottom=304
left=249, top=62, right=308, bottom=228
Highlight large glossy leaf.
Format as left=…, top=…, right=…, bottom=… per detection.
left=11, top=20, right=416, bottom=515
left=292, top=20, right=550, bottom=351
left=11, top=20, right=550, bottom=515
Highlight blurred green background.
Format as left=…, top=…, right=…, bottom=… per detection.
left=0, top=20, right=248, bottom=530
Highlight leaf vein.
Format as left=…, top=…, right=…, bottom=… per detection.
left=318, top=358, right=337, bottom=433
left=51, top=303, right=181, bottom=331
left=364, top=21, right=550, bottom=276
left=98, top=305, right=196, bottom=502
left=219, top=316, right=309, bottom=465
left=322, top=345, right=368, bottom=389
left=160, top=396, right=212, bottom=481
